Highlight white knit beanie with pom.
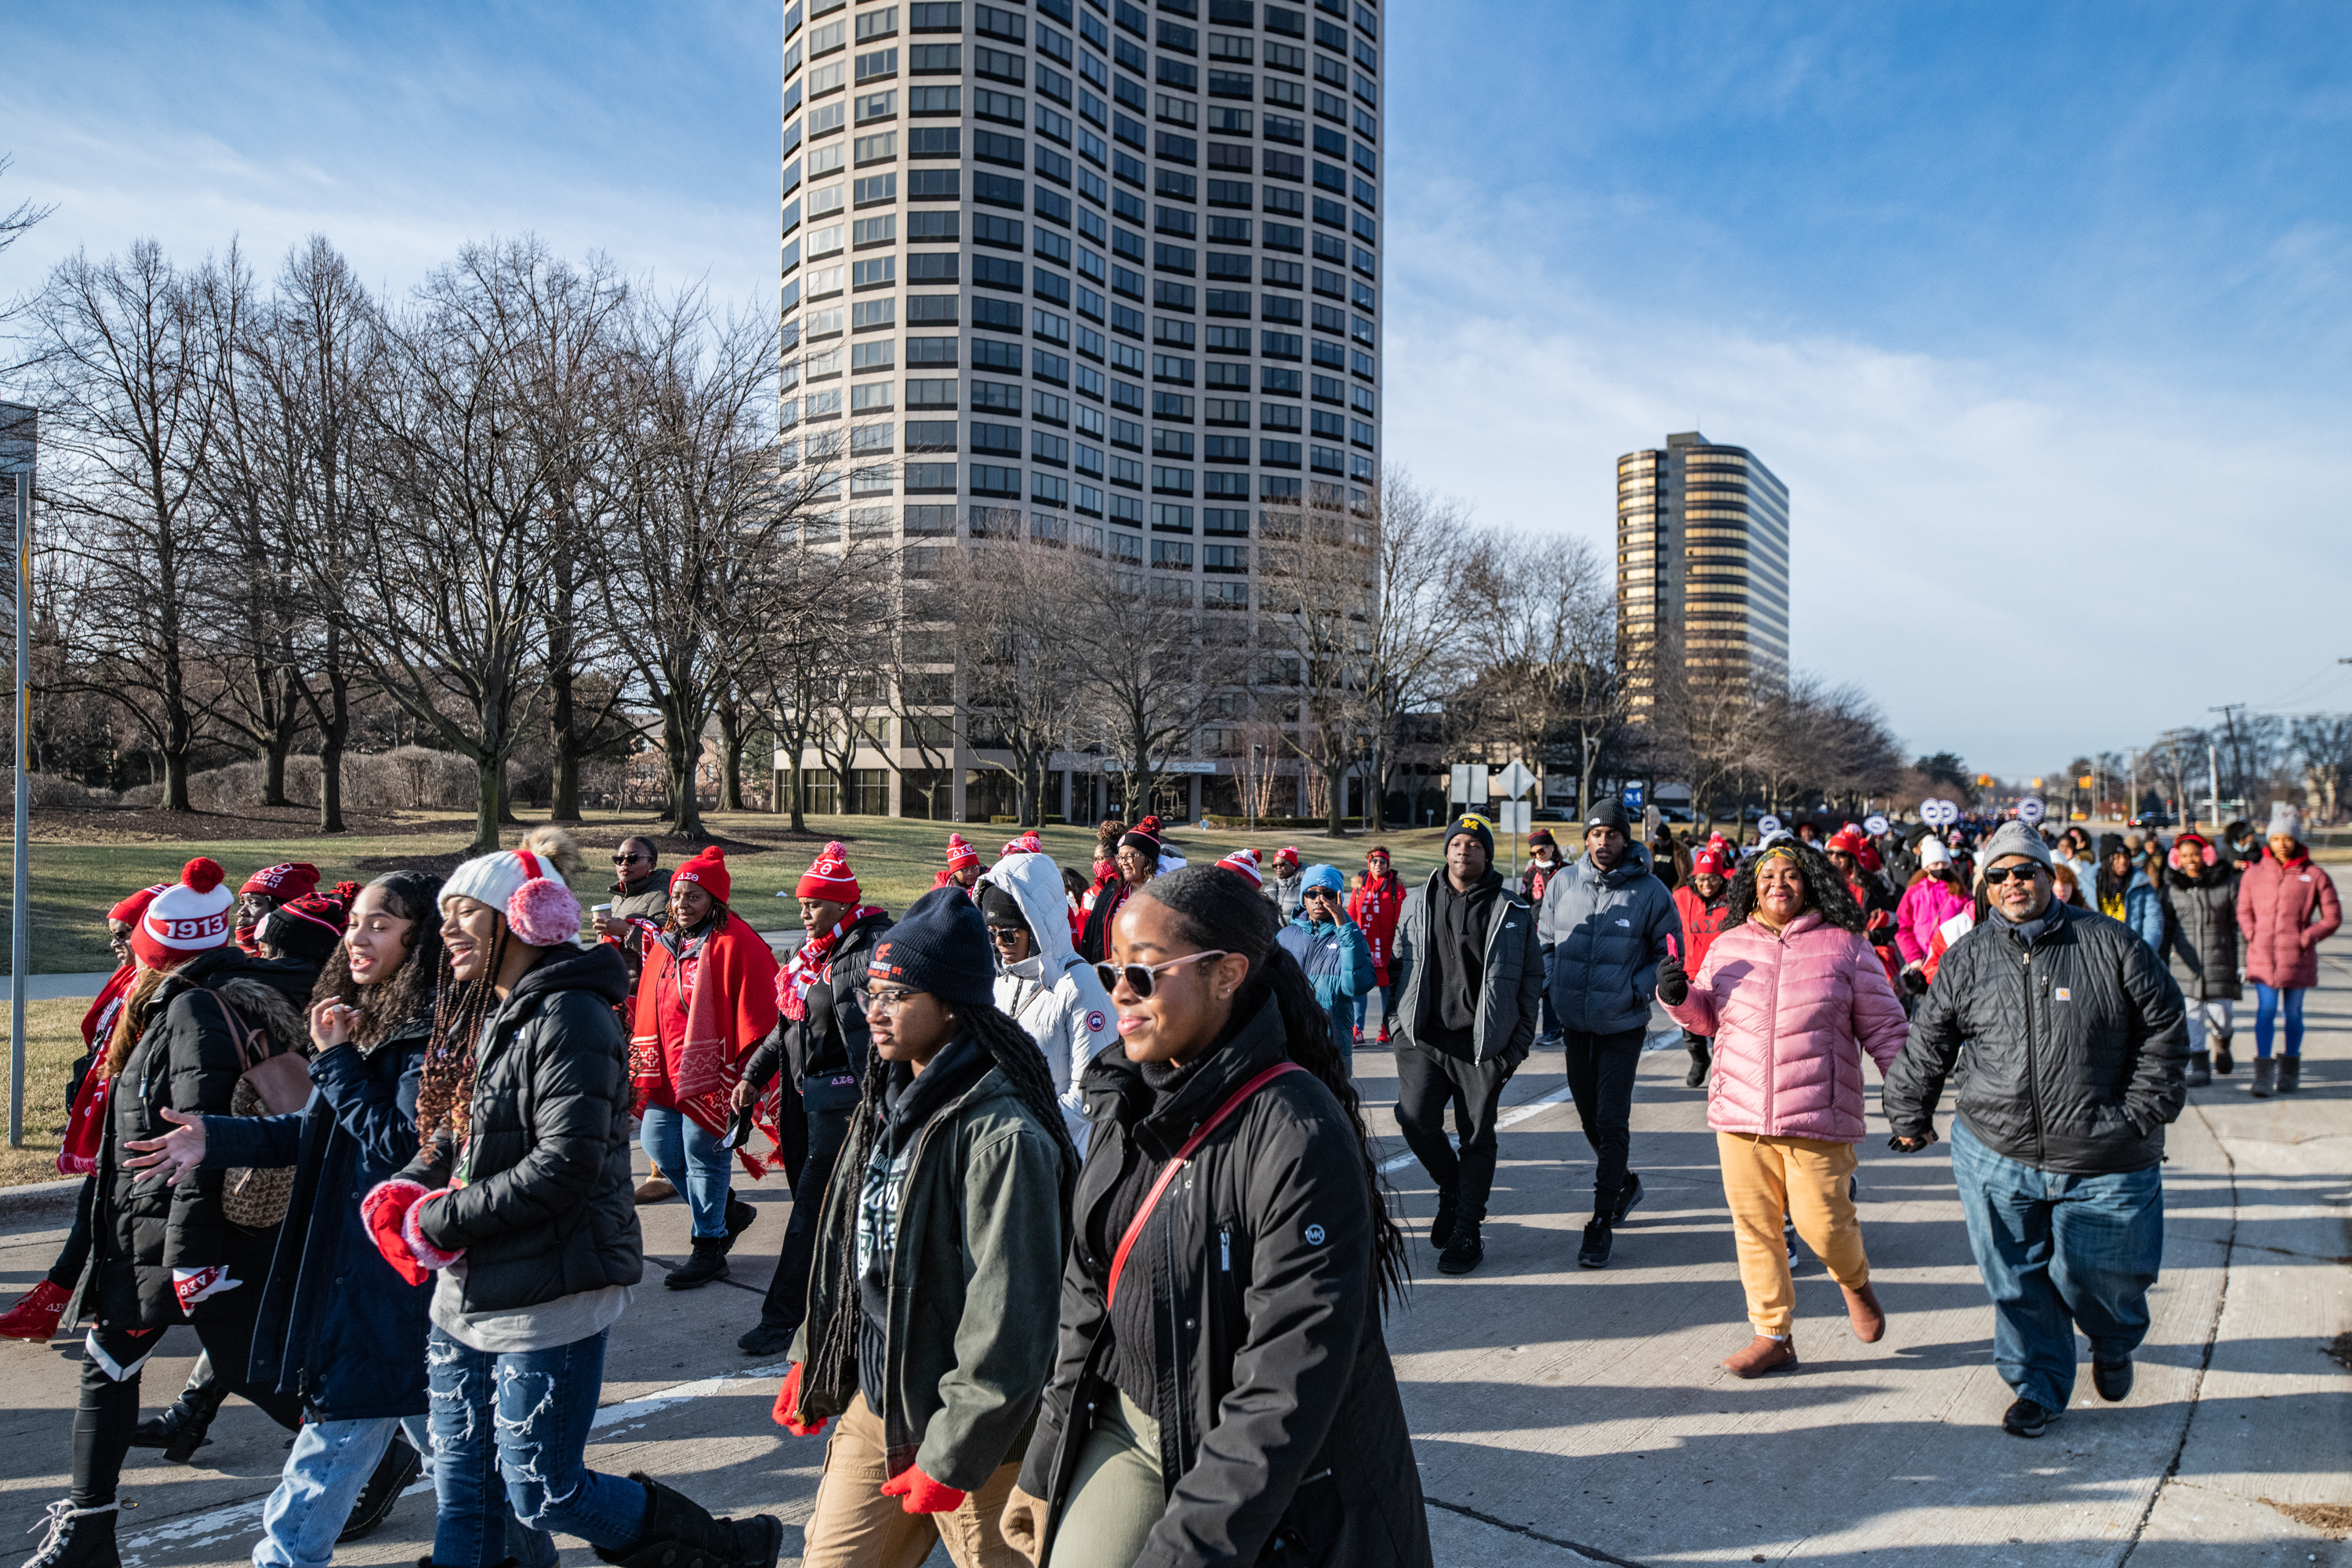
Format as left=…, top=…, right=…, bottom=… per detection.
left=440, top=826, right=586, bottom=946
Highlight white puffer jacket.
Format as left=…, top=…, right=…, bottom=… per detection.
left=979, top=850, right=1121, bottom=1151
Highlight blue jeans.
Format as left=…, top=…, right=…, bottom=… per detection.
left=1350, top=982, right=1393, bottom=1036
left=638, top=1102, right=731, bottom=1238
left=2253, top=984, right=2305, bottom=1058
left=253, top=1414, right=430, bottom=1568
left=1950, top=1121, right=2163, bottom=1411
left=426, top=1328, right=646, bottom=1566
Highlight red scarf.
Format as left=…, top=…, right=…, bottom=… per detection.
left=780, top=904, right=886, bottom=1022
left=631, top=914, right=782, bottom=1174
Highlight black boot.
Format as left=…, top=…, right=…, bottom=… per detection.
left=2212, top=1036, right=2234, bottom=1075
left=339, top=1432, right=423, bottom=1542
left=1437, top=1219, right=1483, bottom=1276
left=2183, top=1051, right=2212, bottom=1088
left=1685, top=1040, right=1711, bottom=1089
left=2250, top=1058, right=2276, bottom=1098
left=2278, top=1056, right=2301, bottom=1094
left=1428, top=1186, right=1460, bottom=1250
left=21, top=1501, right=118, bottom=1568
left=593, top=1473, right=782, bottom=1568
left=719, top=1196, right=757, bottom=1256
left=736, top=1318, right=795, bottom=1358
left=664, top=1237, right=731, bottom=1290
left=129, top=1362, right=227, bottom=1463
left=1612, top=1171, right=1644, bottom=1225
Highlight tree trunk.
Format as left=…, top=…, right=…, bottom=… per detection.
left=664, top=696, right=706, bottom=840
left=320, top=732, right=347, bottom=833
left=717, top=697, right=746, bottom=811
left=788, top=758, right=807, bottom=830
left=163, top=748, right=193, bottom=812
left=1323, top=758, right=1346, bottom=837
left=263, top=735, right=291, bottom=808
left=471, top=753, right=504, bottom=855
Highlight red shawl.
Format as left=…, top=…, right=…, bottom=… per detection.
left=631, top=914, right=782, bottom=1174
left=60, top=964, right=137, bottom=1175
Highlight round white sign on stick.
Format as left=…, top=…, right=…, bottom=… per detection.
left=1864, top=814, right=1890, bottom=837
left=2016, top=796, right=2046, bottom=826
left=1920, top=799, right=1954, bottom=827
left=1756, top=814, right=1783, bottom=836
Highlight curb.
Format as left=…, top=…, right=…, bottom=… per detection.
left=0, top=1175, right=83, bottom=1219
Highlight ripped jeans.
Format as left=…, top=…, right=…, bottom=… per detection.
left=426, top=1327, right=648, bottom=1568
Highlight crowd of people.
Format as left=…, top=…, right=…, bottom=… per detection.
left=0, top=792, right=2335, bottom=1567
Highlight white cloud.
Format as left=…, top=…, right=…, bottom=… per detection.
left=1381, top=215, right=2352, bottom=775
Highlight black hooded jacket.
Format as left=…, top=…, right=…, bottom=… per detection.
left=398, top=942, right=643, bottom=1313
left=1018, top=994, right=1432, bottom=1568
left=1886, top=902, right=2188, bottom=1174
left=743, top=907, right=890, bottom=1114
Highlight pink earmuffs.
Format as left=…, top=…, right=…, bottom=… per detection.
left=2169, top=837, right=2219, bottom=871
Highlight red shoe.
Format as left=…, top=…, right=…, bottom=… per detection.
left=1352, top=1026, right=1363, bottom=1043
left=1377, top=1028, right=1391, bottom=1044
left=0, top=1279, right=70, bottom=1341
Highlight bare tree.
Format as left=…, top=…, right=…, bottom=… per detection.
left=1067, top=558, right=1240, bottom=825
left=1254, top=483, right=1379, bottom=836
left=1352, top=472, right=1479, bottom=830
left=29, top=241, right=231, bottom=809
left=951, top=542, right=1092, bottom=828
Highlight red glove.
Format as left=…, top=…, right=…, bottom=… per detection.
left=360, top=1179, right=460, bottom=1285
left=172, top=1265, right=239, bottom=1313
left=771, top=1363, right=828, bottom=1436
left=880, top=1464, right=965, bottom=1515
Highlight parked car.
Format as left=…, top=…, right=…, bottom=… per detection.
left=2129, top=811, right=2177, bottom=829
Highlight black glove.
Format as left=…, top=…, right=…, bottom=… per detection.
left=1654, top=949, right=1688, bottom=1007
left=1887, top=1130, right=1937, bottom=1153
left=1901, top=967, right=1929, bottom=996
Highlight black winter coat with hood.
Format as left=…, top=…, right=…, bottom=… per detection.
left=209, top=1011, right=434, bottom=1420
left=743, top=908, right=888, bottom=1115
left=2160, top=863, right=2243, bottom=1004
left=1886, top=902, right=2188, bottom=1174
left=78, top=949, right=318, bottom=1330
left=1018, top=993, right=1432, bottom=1568
left=397, top=942, right=643, bottom=1313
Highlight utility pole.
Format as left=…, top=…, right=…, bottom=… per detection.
left=2209, top=703, right=2246, bottom=822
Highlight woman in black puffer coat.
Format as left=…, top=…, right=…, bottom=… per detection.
left=1003, top=865, right=1432, bottom=1568
left=28, top=859, right=315, bottom=1568
left=2159, top=831, right=2241, bottom=1085
left=364, top=829, right=782, bottom=1568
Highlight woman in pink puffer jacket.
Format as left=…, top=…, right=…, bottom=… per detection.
left=1657, top=835, right=1910, bottom=1379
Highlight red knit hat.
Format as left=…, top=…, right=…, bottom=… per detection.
left=673, top=845, right=731, bottom=904
left=945, top=833, right=980, bottom=873
left=1000, top=829, right=1044, bottom=857
left=132, top=858, right=236, bottom=966
left=108, top=884, right=170, bottom=926
left=1274, top=845, right=1300, bottom=868
left=1217, top=848, right=1264, bottom=888
left=796, top=841, right=860, bottom=902
left=1692, top=848, right=1730, bottom=878
left=1826, top=829, right=1867, bottom=858
left=240, top=862, right=320, bottom=901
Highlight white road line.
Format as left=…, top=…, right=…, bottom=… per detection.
left=118, top=1363, right=793, bottom=1560
left=1378, top=1083, right=1577, bottom=1173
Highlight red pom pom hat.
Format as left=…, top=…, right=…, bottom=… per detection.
left=672, top=845, right=731, bottom=904
left=796, top=842, right=861, bottom=903
left=944, top=833, right=981, bottom=873
left=131, top=858, right=237, bottom=966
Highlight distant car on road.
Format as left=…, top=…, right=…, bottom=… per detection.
left=1655, top=805, right=1693, bottom=823
left=2129, top=811, right=2177, bottom=829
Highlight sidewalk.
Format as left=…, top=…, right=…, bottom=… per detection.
left=0, top=937, right=2342, bottom=1566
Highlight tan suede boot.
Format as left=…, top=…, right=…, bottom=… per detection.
left=1722, top=1335, right=1798, bottom=1377
left=1842, top=1281, right=1886, bottom=1343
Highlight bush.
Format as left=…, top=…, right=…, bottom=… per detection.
left=20, top=773, right=124, bottom=809
left=988, top=815, right=1068, bottom=826
left=1199, top=815, right=1365, bottom=830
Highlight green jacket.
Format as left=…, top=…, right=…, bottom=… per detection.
left=789, top=1061, right=1075, bottom=1490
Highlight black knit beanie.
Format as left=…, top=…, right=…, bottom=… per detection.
left=868, top=886, right=998, bottom=1007
left=978, top=880, right=1030, bottom=935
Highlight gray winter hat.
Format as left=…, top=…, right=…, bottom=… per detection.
left=1980, top=820, right=2054, bottom=871
left=2267, top=801, right=2303, bottom=841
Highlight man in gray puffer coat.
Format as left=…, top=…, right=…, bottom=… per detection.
left=1537, top=799, right=1682, bottom=1269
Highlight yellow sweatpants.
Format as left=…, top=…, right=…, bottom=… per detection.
left=1716, top=1131, right=1869, bottom=1336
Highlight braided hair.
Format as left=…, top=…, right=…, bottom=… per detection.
left=1725, top=841, right=1866, bottom=934
left=803, top=993, right=1082, bottom=1410
left=1135, top=864, right=1409, bottom=1308
left=415, top=921, right=506, bottom=1149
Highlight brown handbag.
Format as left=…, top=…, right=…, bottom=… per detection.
left=207, top=990, right=312, bottom=1227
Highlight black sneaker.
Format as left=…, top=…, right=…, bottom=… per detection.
left=737, top=1319, right=797, bottom=1357
left=339, top=1432, right=422, bottom=1541
left=2002, top=1397, right=2060, bottom=1438
left=1784, top=1222, right=1798, bottom=1263
left=2092, top=1359, right=2133, bottom=1403
left=1577, top=1220, right=1613, bottom=1269
left=1612, top=1172, right=1643, bottom=1225
left=1437, top=1221, right=1483, bottom=1275
left=1428, top=1186, right=1460, bottom=1250
left=664, top=1237, right=731, bottom=1290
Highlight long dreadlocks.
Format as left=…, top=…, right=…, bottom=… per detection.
left=414, top=924, right=506, bottom=1150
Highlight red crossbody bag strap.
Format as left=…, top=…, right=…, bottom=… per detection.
left=1105, top=1061, right=1303, bottom=1308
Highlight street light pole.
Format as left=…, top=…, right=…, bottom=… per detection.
left=9, top=467, right=28, bottom=1148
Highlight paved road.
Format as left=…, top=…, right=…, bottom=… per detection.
left=1, top=938, right=2344, bottom=1567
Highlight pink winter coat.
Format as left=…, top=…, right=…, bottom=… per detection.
left=1894, top=875, right=1972, bottom=968
left=1664, top=912, right=1909, bottom=1143
left=2237, top=851, right=2341, bottom=989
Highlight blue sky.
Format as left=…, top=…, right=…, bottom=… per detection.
left=5, top=1, right=2350, bottom=777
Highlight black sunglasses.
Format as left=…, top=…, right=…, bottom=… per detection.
left=1983, top=863, right=2046, bottom=885
left=614, top=852, right=648, bottom=864
left=1094, top=949, right=1229, bottom=999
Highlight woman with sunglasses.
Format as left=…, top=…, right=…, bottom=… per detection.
left=771, top=888, right=1077, bottom=1567
left=1655, top=835, right=1907, bottom=1377
left=1001, top=866, right=1428, bottom=1568
left=977, top=846, right=1120, bottom=1152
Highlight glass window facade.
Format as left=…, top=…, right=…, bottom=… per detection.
left=1615, top=433, right=1789, bottom=707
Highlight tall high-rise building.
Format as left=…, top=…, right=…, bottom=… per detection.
left=779, top=0, right=1385, bottom=822
left=1615, top=431, right=1788, bottom=710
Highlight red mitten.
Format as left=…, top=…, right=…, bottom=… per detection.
left=172, top=1265, right=239, bottom=1313
left=401, top=1192, right=463, bottom=1271
left=771, top=1362, right=828, bottom=1436
left=880, top=1464, right=966, bottom=1515
left=361, top=1179, right=431, bottom=1286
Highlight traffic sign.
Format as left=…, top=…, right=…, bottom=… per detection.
left=1496, top=760, right=1538, bottom=800
left=1497, top=800, right=1531, bottom=834
left=2016, top=796, right=2046, bottom=826
left=1622, top=781, right=1646, bottom=811
left=1449, top=764, right=1488, bottom=804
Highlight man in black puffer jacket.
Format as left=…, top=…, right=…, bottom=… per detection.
left=1885, top=821, right=2187, bottom=1442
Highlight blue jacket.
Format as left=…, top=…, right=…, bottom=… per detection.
left=2122, top=872, right=2165, bottom=954
left=1276, top=911, right=1374, bottom=1054
left=1534, top=843, right=1684, bottom=1036
left=206, top=1014, right=434, bottom=1421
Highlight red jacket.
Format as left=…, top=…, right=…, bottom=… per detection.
left=1671, top=884, right=1734, bottom=978
left=1348, top=871, right=1406, bottom=981
left=2237, top=850, right=2341, bottom=989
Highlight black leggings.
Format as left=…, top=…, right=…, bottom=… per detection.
left=758, top=1102, right=852, bottom=1331
left=73, top=1232, right=301, bottom=1506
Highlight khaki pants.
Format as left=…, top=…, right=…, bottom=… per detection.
left=1716, top=1131, right=1868, bottom=1335
left=801, top=1392, right=1025, bottom=1568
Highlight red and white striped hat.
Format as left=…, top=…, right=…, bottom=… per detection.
left=130, top=858, right=235, bottom=966
left=796, top=841, right=861, bottom=902
left=1216, top=847, right=1264, bottom=888
left=944, top=833, right=981, bottom=873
